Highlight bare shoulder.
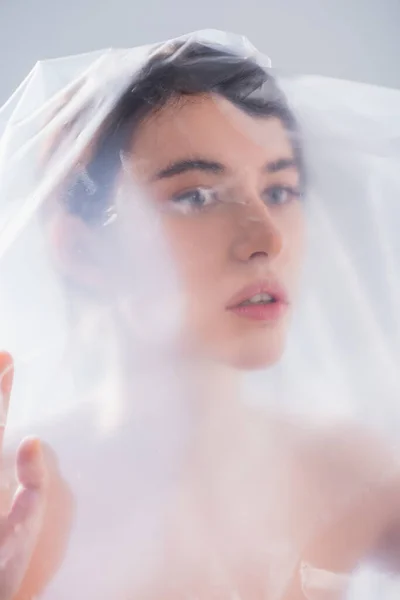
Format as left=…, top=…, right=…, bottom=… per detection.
left=243, top=405, right=400, bottom=518
left=247, top=405, right=400, bottom=483
left=244, top=406, right=400, bottom=567
left=301, top=420, right=400, bottom=490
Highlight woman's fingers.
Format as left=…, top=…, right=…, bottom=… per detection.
left=0, top=353, right=13, bottom=401
left=0, top=354, right=50, bottom=599
left=0, top=439, right=47, bottom=600
left=0, top=353, right=13, bottom=452
left=0, top=353, right=14, bottom=511
left=16, top=438, right=47, bottom=491
left=0, top=489, right=46, bottom=600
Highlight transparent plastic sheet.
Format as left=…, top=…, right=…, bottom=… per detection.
left=0, top=29, right=399, bottom=599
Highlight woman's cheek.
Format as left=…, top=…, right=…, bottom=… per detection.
left=163, top=217, right=222, bottom=273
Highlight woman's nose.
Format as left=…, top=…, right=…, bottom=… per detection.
left=230, top=194, right=284, bottom=263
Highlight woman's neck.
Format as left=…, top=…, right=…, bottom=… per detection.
left=115, top=350, right=243, bottom=449
left=189, top=358, right=243, bottom=429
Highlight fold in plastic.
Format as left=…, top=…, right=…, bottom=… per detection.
left=0, top=29, right=399, bottom=599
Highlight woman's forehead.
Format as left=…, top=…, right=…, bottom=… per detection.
left=128, top=95, right=295, bottom=178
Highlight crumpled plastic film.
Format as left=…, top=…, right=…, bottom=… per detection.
left=0, top=29, right=399, bottom=600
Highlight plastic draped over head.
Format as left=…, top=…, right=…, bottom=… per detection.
left=0, top=29, right=400, bottom=600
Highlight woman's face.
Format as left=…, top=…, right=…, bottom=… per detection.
left=126, top=94, right=305, bottom=369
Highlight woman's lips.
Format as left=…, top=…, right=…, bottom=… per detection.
left=228, top=301, right=287, bottom=321
left=226, top=280, right=289, bottom=322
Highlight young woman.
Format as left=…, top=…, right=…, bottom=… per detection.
left=0, top=35, right=399, bottom=600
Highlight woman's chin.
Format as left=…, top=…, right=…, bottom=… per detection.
left=232, top=348, right=284, bottom=371
left=187, top=325, right=288, bottom=371
left=215, top=336, right=286, bottom=371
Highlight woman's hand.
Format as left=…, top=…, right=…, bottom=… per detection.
left=0, top=351, right=48, bottom=600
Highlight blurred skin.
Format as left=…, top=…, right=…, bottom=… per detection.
left=0, top=353, right=72, bottom=600
left=2, top=94, right=400, bottom=600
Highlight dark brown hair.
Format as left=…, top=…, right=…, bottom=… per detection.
left=64, top=39, right=304, bottom=223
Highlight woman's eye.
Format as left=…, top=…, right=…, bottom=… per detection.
left=263, top=186, right=300, bottom=206
left=169, top=187, right=218, bottom=213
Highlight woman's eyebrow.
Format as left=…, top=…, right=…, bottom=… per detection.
left=265, top=157, right=298, bottom=173
left=152, top=158, right=225, bottom=180
left=151, top=156, right=298, bottom=181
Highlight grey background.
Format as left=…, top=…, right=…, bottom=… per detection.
left=0, top=0, right=399, bottom=105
